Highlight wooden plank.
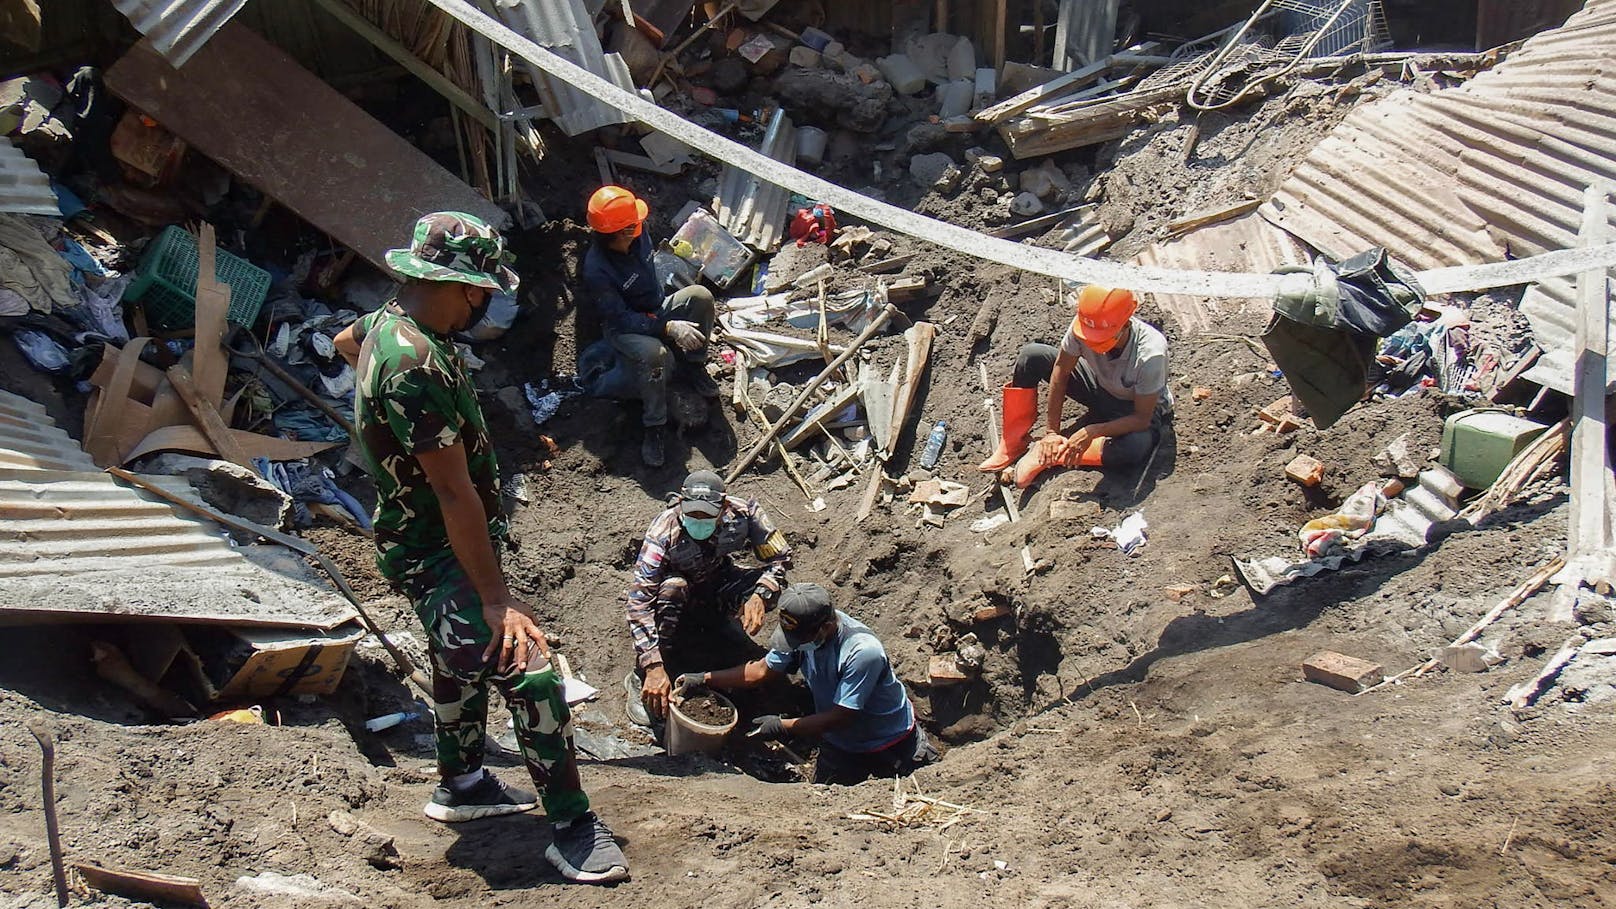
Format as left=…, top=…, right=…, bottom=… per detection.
left=989, top=205, right=1083, bottom=239
left=863, top=360, right=898, bottom=454
left=975, top=56, right=1110, bottom=125
left=308, top=0, right=498, bottom=131
left=1164, top=199, right=1264, bottom=237
left=884, top=322, right=938, bottom=464
left=105, top=22, right=505, bottom=272
left=602, top=148, right=685, bottom=176
left=1567, top=185, right=1616, bottom=582
left=126, top=424, right=340, bottom=464
left=75, top=864, right=205, bottom=907
left=782, top=381, right=863, bottom=449
left=191, top=224, right=231, bottom=411
left=165, top=365, right=254, bottom=469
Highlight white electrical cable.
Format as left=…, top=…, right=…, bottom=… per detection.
left=428, top=0, right=1616, bottom=299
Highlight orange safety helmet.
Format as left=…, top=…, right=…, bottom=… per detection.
left=587, top=185, right=649, bottom=236
left=1070, top=285, right=1137, bottom=354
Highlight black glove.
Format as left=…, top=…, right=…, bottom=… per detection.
left=748, top=715, right=788, bottom=741
left=674, top=672, right=707, bottom=694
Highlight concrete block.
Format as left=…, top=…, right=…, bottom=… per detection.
left=788, top=46, right=822, bottom=69
left=965, top=146, right=1003, bottom=173
left=1302, top=651, right=1384, bottom=693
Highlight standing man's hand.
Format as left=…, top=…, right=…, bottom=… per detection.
left=481, top=596, right=550, bottom=673
left=664, top=320, right=706, bottom=353
left=641, top=664, right=673, bottom=719
left=740, top=593, right=766, bottom=635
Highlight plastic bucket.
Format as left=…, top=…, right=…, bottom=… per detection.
left=666, top=690, right=738, bottom=756
left=795, top=126, right=828, bottom=167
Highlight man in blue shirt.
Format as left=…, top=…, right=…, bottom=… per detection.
left=681, top=583, right=937, bottom=784
left=581, top=185, right=718, bottom=468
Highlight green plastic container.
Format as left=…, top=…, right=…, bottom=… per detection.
left=122, top=225, right=271, bottom=331
left=1440, top=409, right=1549, bottom=489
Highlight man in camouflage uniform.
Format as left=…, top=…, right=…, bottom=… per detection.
left=624, top=470, right=792, bottom=724
left=334, top=212, right=628, bottom=885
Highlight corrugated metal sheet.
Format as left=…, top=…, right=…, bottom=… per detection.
left=489, top=0, right=631, bottom=136
left=1260, top=0, right=1616, bottom=393
left=714, top=111, right=795, bottom=252
left=1053, top=0, right=1120, bottom=70
left=110, top=0, right=250, bottom=67
left=0, top=389, right=355, bottom=629
left=0, top=136, right=57, bottom=217
left=1134, top=212, right=1309, bottom=333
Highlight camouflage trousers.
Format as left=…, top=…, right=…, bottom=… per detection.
left=407, top=569, right=590, bottom=823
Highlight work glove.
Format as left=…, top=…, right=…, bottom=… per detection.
left=674, top=672, right=707, bottom=694
left=664, top=319, right=706, bottom=353
left=747, top=715, right=788, bottom=741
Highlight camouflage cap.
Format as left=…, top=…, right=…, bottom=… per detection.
left=385, top=212, right=519, bottom=294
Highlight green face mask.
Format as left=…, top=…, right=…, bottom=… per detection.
left=680, top=515, right=718, bottom=540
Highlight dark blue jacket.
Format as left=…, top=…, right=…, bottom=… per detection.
left=582, top=232, right=662, bottom=337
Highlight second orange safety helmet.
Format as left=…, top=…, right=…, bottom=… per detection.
left=587, top=185, right=649, bottom=236
left=1070, top=285, right=1138, bottom=353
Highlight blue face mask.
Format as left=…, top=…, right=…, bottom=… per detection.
left=680, top=515, right=718, bottom=540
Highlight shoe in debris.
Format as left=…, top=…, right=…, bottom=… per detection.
left=423, top=770, right=538, bottom=823
left=547, top=811, right=630, bottom=884
left=641, top=425, right=666, bottom=467
left=622, top=670, right=650, bottom=727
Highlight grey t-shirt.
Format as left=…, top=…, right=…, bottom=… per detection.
left=1060, top=316, right=1169, bottom=404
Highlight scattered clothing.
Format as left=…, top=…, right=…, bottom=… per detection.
left=0, top=212, right=77, bottom=313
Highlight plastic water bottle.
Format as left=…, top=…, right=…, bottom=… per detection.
left=920, top=420, right=948, bottom=469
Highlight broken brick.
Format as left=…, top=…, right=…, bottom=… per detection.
left=929, top=655, right=971, bottom=686
left=1191, top=387, right=1213, bottom=403
left=972, top=603, right=1012, bottom=623
left=1302, top=651, right=1384, bottom=693
left=1163, top=584, right=1198, bottom=601
left=1285, top=454, right=1325, bottom=487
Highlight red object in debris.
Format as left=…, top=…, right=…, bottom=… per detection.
left=788, top=204, right=837, bottom=247
left=691, top=86, right=719, bottom=106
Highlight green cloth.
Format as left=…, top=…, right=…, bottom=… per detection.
left=353, top=304, right=505, bottom=586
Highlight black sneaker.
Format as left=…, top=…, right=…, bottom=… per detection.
left=546, top=811, right=630, bottom=884
left=684, top=361, right=721, bottom=398
left=423, top=770, right=538, bottom=823
left=641, top=425, right=666, bottom=468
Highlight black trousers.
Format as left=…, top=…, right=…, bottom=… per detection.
left=813, top=725, right=939, bottom=785
left=1011, top=342, right=1163, bottom=467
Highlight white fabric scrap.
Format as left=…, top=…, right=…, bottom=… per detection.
left=1091, top=511, right=1148, bottom=555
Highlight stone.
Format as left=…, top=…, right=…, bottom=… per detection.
left=1192, top=386, right=1213, bottom=402
left=947, top=36, right=977, bottom=80
left=788, top=46, right=822, bottom=68
left=876, top=53, right=926, bottom=94
left=937, top=79, right=975, bottom=118
left=965, top=146, right=1003, bottom=173
left=1302, top=651, right=1384, bottom=693
left=1285, top=454, right=1326, bottom=487
left=1010, top=191, right=1044, bottom=216
left=822, top=41, right=846, bottom=63
left=1049, top=499, right=1101, bottom=521
left=909, top=152, right=955, bottom=188
left=933, top=164, right=964, bottom=194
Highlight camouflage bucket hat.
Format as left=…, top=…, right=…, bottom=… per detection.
left=385, top=211, right=519, bottom=294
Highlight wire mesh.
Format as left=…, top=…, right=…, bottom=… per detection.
left=1187, top=0, right=1391, bottom=109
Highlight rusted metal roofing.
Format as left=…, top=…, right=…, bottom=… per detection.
left=110, top=0, right=249, bottom=67
left=487, top=0, right=632, bottom=136
left=1259, top=0, right=1616, bottom=392
left=714, top=111, right=795, bottom=252
left=0, top=137, right=57, bottom=217
left=1134, top=212, right=1309, bottom=333
left=0, top=389, right=355, bottom=629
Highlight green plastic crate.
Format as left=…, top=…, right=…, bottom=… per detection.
left=122, top=225, right=271, bottom=331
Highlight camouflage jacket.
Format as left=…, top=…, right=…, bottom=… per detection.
left=626, top=495, right=791, bottom=668
left=353, top=304, right=505, bottom=588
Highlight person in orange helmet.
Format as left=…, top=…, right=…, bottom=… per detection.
left=582, top=185, right=718, bottom=468
left=978, top=285, right=1171, bottom=487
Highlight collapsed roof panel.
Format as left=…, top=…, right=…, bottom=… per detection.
left=1260, top=0, right=1616, bottom=394
left=110, top=0, right=250, bottom=67
left=0, top=136, right=57, bottom=216
left=493, top=0, right=634, bottom=136
left=104, top=21, right=508, bottom=272
left=0, top=389, right=356, bottom=630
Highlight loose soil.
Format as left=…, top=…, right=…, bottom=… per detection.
left=674, top=692, right=737, bottom=728
left=4, top=56, right=1614, bottom=909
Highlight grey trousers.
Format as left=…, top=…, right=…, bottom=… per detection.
left=1011, top=342, right=1163, bottom=467
left=608, top=285, right=716, bottom=427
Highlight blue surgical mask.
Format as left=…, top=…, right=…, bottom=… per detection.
left=680, top=515, right=718, bottom=540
